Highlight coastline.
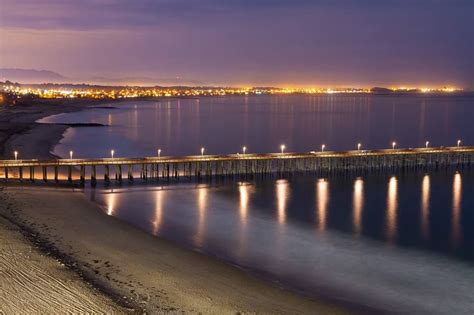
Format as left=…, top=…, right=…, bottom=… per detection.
left=0, top=100, right=355, bottom=313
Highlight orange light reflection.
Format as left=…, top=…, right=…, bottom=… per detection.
left=386, top=177, right=398, bottom=242
left=276, top=179, right=289, bottom=225
left=152, top=189, right=164, bottom=235
left=421, top=175, right=430, bottom=239
left=353, top=178, right=364, bottom=235
left=316, top=179, right=329, bottom=231
left=452, top=173, right=462, bottom=246
left=195, top=185, right=208, bottom=246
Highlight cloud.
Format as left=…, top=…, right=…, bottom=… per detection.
left=0, top=0, right=301, bottom=30
left=3, top=0, right=471, bottom=30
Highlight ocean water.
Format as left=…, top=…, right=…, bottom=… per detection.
left=40, top=94, right=474, bottom=313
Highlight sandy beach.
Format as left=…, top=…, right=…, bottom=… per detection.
left=0, top=100, right=355, bottom=314
left=0, top=207, right=127, bottom=313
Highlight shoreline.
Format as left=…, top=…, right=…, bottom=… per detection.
left=0, top=99, right=356, bottom=313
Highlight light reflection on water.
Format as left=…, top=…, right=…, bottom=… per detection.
left=152, top=189, right=164, bottom=235
left=386, top=177, right=398, bottom=243
left=88, top=171, right=474, bottom=313
left=238, top=182, right=252, bottom=224
left=106, top=190, right=117, bottom=216
left=195, top=184, right=208, bottom=247
left=352, top=178, right=364, bottom=235
left=316, top=179, right=329, bottom=231
left=276, top=179, right=288, bottom=225
left=238, top=182, right=253, bottom=258
left=452, top=172, right=462, bottom=247
left=92, top=171, right=473, bottom=264
left=421, top=175, right=430, bottom=240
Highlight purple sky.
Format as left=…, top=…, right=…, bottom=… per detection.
left=0, top=0, right=473, bottom=87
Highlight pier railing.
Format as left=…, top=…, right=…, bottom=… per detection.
left=1, top=146, right=473, bottom=186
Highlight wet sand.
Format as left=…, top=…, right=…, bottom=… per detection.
left=0, top=100, right=353, bottom=313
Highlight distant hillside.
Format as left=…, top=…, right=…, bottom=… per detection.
left=370, top=87, right=393, bottom=93
left=89, top=76, right=204, bottom=86
left=0, top=68, right=68, bottom=83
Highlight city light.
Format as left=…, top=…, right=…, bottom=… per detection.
left=357, top=143, right=362, bottom=151
left=69, top=150, right=73, bottom=160
left=1, top=83, right=461, bottom=102
left=111, top=150, right=115, bottom=159
left=425, top=141, right=429, bottom=148
left=321, top=144, right=326, bottom=152
left=457, top=139, right=461, bottom=147
left=158, top=149, right=161, bottom=157
left=201, top=147, right=205, bottom=156
left=14, top=151, right=18, bottom=161
left=242, top=146, right=247, bottom=155
left=280, top=144, right=286, bottom=154
left=392, top=142, right=397, bottom=150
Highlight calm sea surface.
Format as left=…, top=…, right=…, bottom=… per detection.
left=41, top=94, right=474, bottom=314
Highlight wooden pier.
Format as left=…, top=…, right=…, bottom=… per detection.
left=1, top=146, right=473, bottom=186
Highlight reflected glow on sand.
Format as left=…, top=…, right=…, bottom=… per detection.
left=276, top=179, right=289, bottom=225
left=386, top=177, right=398, bottom=242
left=452, top=173, right=462, bottom=246
left=317, top=179, right=329, bottom=231
left=353, top=178, right=364, bottom=235
left=421, top=175, right=430, bottom=239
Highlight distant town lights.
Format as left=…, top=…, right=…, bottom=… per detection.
left=1, top=85, right=462, bottom=101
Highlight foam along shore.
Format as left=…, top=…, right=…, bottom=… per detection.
left=0, top=187, right=352, bottom=313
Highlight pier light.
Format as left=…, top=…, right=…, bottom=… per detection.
left=111, top=150, right=115, bottom=159
left=201, top=147, right=205, bottom=156
left=280, top=144, right=286, bottom=154
left=457, top=139, right=461, bottom=147
left=69, top=150, right=73, bottom=160
left=242, top=146, right=247, bottom=155
left=14, top=151, right=18, bottom=161
left=321, top=144, right=326, bottom=152
left=158, top=148, right=161, bottom=157
left=425, top=141, right=429, bottom=148
left=392, top=142, right=397, bottom=150
left=357, top=143, right=362, bottom=151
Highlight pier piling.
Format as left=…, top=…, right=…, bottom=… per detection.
left=1, top=147, right=473, bottom=186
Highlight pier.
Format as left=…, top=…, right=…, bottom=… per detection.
left=1, top=146, right=473, bottom=186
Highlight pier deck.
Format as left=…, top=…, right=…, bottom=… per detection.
left=1, top=146, right=473, bottom=186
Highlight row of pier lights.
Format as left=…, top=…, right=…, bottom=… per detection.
left=10, top=140, right=465, bottom=161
